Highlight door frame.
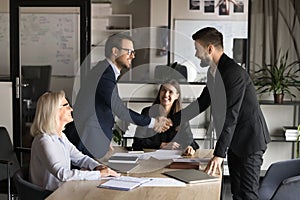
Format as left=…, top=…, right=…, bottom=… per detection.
left=10, top=0, right=91, bottom=163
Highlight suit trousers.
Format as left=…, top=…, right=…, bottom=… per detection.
left=227, top=149, right=263, bottom=200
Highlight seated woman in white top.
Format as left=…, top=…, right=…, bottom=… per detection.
left=29, top=91, right=119, bottom=191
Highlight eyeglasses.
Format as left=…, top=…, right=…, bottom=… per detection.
left=120, top=48, right=135, bottom=56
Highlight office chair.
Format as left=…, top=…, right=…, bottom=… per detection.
left=13, top=165, right=52, bottom=200
left=154, top=62, right=187, bottom=82
left=0, top=127, right=20, bottom=200
left=259, top=158, right=300, bottom=200
left=21, top=65, right=52, bottom=122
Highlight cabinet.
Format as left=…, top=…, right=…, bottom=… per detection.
left=259, top=100, right=300, bottom=172
left=91, top=3, right=132, bottom=64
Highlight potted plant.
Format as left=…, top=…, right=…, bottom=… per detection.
left=112, top=123, right=124, bottom=145
left=253, top=50, right=300, bottom=104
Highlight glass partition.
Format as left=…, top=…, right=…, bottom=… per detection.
left=0, top=0, right=10, bottom=79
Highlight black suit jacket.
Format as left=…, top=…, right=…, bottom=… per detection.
left=132, top=106, right=199, bottom=151
left=73, top=59, right=151, bottom=158
left=171, top=54, right=270, bottom=157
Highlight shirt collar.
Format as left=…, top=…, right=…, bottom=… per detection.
left=106, top=58, right=120, bottom=80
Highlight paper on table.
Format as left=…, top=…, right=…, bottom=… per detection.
left=98, top=176, right=151, bottom=191
left=111, top=149, right=184, bottom=161
left=140, top=178, right=186, bottom=187
left=149, top=149, right=183, bottom=160
left=112, top=152, right=144, bottom=158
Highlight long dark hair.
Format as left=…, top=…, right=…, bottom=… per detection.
left=153, top=79, right=181, bottom=117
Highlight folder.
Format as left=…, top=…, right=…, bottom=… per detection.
left=108, top=155, right=139, bottom=164
left=163, top=169, right=218, bottom=184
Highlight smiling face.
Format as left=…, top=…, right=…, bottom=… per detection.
left=159, top=83, right=179, bottom=109
left=194, top=40, right=212, bottom=68
left=58, top=98, right=73, bottom=127
left=114, top=39, right=135, bottom=70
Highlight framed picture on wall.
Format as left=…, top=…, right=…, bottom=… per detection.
left=189, top=0, right=200, bottom=10
left=188, top=0, right=247, bottom=16
left=204, top=1, right=215, bottom=13
left=172, top=0, right=249, bottom=82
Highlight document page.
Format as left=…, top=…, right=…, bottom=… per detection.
left=98, top=176, right=151, bottom=191
left=140, top=178, right=186, bottom=187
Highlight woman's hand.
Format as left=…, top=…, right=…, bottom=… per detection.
left=160, top=142, right=180, bottom=149
left=182, top=146, right=195, bottom=156
left=94, top=165, right=120, bottom=177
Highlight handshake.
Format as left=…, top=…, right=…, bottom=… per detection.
left=153, top=116, right=173, bottom=133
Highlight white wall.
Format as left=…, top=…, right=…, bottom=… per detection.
left=0, top=82, right=13, bottom=143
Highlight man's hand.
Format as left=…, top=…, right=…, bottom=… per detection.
left=204, top=156, right=223, bottom=176
left=153, top=116, right=172, bottom=133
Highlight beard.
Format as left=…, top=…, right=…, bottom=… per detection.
left=199, top=54, right=211, bottom=68
left=115, top=57, right=131, bottom=70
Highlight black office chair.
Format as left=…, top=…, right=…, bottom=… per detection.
left=21, top=65, right=52, bottom=122
left=259, top=158, right=300, bottom=200
left=13, top=165, right=52, bottom=200
left=0, top=127, right=20, bottom=200
left=154, top=62, right=187, bottom=82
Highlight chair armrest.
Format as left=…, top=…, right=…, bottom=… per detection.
left=272, top=175, right=300, bottom=200
left=0, top=159, right=13, bottom=165
left=282, top=175, right=300, bottom=185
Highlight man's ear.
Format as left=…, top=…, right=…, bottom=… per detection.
left=208, top=45, right=213, bottom=54
left=112, top=47, right=119, bottom=56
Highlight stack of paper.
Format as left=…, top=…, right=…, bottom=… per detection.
left=283, top=126, right=299, bottom=141
left=168, top=158, right=210, bottom=169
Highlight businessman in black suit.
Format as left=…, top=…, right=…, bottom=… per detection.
left=170, top=27, right=270, bottom=199
left=73, top=33, right=172, bottom=159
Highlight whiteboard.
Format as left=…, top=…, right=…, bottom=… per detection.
left=0, top=13, right=79, bottom=76
left=173, top=19, right=248, bottom=79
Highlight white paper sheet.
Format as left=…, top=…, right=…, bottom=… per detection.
left=140, top=178, right=186, bottom=187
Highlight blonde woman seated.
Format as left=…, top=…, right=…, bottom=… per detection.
left=29, top=91, right=119, bottom=191
left=132, top=80, right=199, bottom=156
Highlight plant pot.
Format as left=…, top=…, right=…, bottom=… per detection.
left=274, top=93, right=284, bottom=104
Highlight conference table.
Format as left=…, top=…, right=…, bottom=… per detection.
left=46, top=148, right=222, bottom=200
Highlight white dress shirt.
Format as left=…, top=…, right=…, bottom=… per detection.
left=106, top=58, right=155, bottom=128
left=29, top=133, right=101, bottom=191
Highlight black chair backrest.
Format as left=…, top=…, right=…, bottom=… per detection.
left=259, top=158, right=300, bottom=200
left=0, top=127, right=20, bottom=180
left=154, top=63, right=187, bottom=82
left=13, top=165, right=52, bottom=200
left=21, top=65, right=52, bottom=101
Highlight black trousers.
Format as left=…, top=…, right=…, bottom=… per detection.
left=227, top=149, right=264, bottom=200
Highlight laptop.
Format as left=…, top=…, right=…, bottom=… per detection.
left=163, top=169, right=218, bottom=184
left=106, top=163, right=139, bottom=174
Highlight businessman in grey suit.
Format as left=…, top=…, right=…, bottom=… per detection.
left=73, top=33, right=172, bottom=159
left=170, top=27, right=270, bottom=199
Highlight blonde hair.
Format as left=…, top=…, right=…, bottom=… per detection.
left=30, top=91, right=65, bottom=137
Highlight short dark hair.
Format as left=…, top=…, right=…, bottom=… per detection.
left=192, top=27, right=223, bottom=49
left=104, top=33, right=133, bottom=58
